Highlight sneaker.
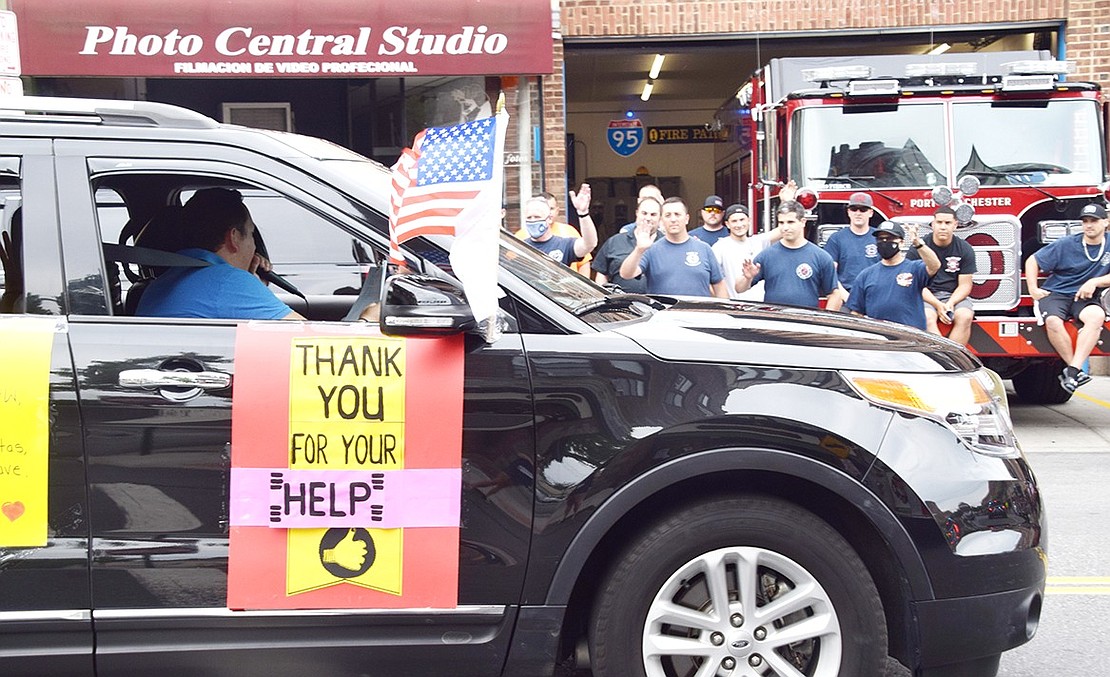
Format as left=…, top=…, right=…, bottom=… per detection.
left=1075, top=370, right=1092, bottom=388
left=1059, top=371, right=1078, bottom=393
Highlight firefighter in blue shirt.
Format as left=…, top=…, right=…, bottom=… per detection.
left=1025, top=202, right=1110, bottom=392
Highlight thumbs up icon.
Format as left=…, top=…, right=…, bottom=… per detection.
left=319, top=528, right=375, bottom=577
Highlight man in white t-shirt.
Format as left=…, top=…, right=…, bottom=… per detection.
left=712, top=203, right=782, bottom=300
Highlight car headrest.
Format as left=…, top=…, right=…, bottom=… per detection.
left=134, top=206, right=186, bottom=278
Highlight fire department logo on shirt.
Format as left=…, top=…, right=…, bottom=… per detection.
left=944, top=256, right=962, bottom=273
left=896, top=273, right=915, bottom=287
left=685, top=252, right=702, bottom=267
left=795, top=263, right=813, bottom=280
left=1102, top=252, right=1110, bottom=266
left=865, top=243, right=878, bottom=258
left=546, top=250, right=565, bottom=263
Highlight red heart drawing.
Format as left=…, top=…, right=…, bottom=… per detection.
left=2, top=501, right=25, bottom=521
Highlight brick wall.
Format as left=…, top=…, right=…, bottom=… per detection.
left=1065, top=0, right=1110, bottom=96
left=560, top=1, right=1069, bottom=37
left=542, top=38, right=568, bottom=200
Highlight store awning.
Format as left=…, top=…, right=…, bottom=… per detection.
left=11, top=0, right=553, bottom=78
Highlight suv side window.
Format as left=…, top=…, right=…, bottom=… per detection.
left=184, top=187, right=371, bottom=298
left=92, top=172, right=387, bottom=321
left=0, top=158, right=22, bottom=314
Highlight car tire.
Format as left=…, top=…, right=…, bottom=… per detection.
left=1011, top=359, right=1072, bottom=405
left=588, top=495, right=887, bottom=677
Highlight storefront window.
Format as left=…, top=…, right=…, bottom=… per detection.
left=356, top=75, right=542, bottom=233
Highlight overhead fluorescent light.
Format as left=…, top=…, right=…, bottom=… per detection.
left=640, top=81, right=654, bottom=101
left=649, top=54, right=666, bottom=80
left=927, top=43, right=951, bottom=55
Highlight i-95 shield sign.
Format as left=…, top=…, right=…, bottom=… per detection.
left=607, top=118, right=643, bottom=157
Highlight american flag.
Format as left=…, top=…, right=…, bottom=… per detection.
left=389, top=112, right=507, bottom=264
left=388, top=110, right=508, bottom=326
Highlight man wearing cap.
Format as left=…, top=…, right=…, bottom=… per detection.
left=907, top=206, right=977, bottom=344
left=1025, top=202, right=1110, bottom=393
left=713, top=203, right=782, bottom=300
left=847, top=221, right=940, bottom=329
left=689, top=195, right=729, bottom=246
left=592, top=195, right=662, bottom=293
left=823, top=192, right=880, bottom=295
left=621, top=197, right=728, bottom=298
left=736, top=200, right=843, bottom=309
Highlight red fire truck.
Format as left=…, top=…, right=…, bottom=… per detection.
left=733, top=50, right=1110, bottom=403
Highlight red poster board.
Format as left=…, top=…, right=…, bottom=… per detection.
left=227, top=322, right=464, bottom=610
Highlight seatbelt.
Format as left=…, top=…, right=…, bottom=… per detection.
left=102, top=242, right=210, bottom=269
left=103, top=243, right=306, bottom=300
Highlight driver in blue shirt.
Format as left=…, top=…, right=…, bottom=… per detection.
left=137, top=188, right=304, bottom=320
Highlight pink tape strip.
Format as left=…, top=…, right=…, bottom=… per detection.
left=230, top=467, right=461, bottom=529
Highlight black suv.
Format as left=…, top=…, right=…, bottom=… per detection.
left=0, top=97, right=1043, bottom=677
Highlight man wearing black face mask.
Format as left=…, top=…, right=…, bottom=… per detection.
left=847, top=221, right=940, bottom=330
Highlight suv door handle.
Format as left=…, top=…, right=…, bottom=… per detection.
left=119, top=369, right=231, bottom=390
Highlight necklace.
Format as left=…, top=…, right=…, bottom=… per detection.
left=1084, top=237, right=1106, bottom=263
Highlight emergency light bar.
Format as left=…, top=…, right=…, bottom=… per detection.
left=1001, top=74, right=1057, bottom=91
left=904, top=62, right=980, bottom=78
left=802, top=65, right=873, bottom=83
left=1002, top=60, right=1075, bottom=76
left=848, top=79, right=901, bottom=96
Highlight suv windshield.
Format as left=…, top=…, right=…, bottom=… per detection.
left=952, top=99, right=1103, bottom=186
left=793, top=103, right=947, bottom=189
left=496, top=233, right=608, bottom=310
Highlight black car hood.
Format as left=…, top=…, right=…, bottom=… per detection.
left=613, top=298, right=980, bottom=373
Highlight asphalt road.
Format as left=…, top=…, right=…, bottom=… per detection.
left=884, top=374, right=1110, bottom=677
left=994, top=374, right=1110, bottom=676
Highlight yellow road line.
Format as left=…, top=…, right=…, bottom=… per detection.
left=1048, top=576, right=1110, bottom=583
left=1046, top=587, right=1110, bottom=595
left=1045, top=576, right=1110, bottom=595
left=1074, top=390, right=1110, bottom=410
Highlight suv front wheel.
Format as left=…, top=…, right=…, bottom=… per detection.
left=589, top=495, right=887, bottom=677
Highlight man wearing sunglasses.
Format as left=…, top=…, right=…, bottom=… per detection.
left=689, top=194, right=729, bottom=246
left=824, top=192, right=880, bottom=296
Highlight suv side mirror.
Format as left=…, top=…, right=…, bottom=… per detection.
left=378, top=274, right=476, bottom=337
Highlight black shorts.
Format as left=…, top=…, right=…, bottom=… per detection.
left=1037, top=291, right=1105, bottom=322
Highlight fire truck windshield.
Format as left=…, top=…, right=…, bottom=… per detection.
left=794, top=103, right=948, bottom=190
left=951, top=99, right=1103, bottom=187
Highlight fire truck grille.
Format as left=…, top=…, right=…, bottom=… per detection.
left=957, top=217, right=1021, bottom=311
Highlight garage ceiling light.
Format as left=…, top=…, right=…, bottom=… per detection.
left=640, top=54, right=665, bottom=102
